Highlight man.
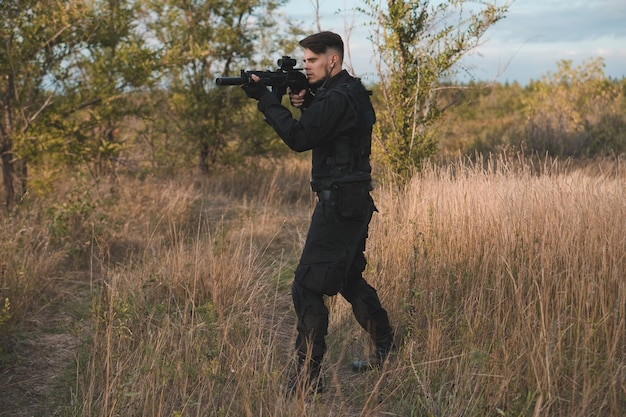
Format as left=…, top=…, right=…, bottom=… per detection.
left=242, top=31, right=394, bottom=395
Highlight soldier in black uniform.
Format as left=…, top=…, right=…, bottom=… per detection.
left=242, top=31, right=394, bottom=396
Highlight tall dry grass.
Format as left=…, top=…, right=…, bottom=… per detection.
left=2, top=155, right=624, bottom=416
left=364, top=155, right=625, bottom=416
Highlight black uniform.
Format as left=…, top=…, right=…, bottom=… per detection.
left=256, top=69, right=393, bottom=365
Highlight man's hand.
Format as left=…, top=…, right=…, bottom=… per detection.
left=241, top=74, right=269, bottom=100
left=290, top=88, right=315, bottom=110
left=289, top=89, right=307, bottom=108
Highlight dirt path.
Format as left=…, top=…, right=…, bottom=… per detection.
left=0, top=274, right=90, bottom=417
left=0, top=275, right=389, bottom=417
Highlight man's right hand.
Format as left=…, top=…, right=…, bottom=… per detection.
left=289, top=89, right=307, bottom=108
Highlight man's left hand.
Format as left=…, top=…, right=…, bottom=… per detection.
left=241, top=74, right=269, bottom=100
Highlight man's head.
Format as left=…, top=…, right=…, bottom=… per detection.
left=299, top=31, right=344, bottom=84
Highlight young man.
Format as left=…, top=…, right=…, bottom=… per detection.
left=242, top=31, right=394, bottom=395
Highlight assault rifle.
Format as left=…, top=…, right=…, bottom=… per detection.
left=215, top=56, right=308, bottom=100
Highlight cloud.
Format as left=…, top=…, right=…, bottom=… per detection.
left=464, top=0, right=626, bottom=82
left=278, top=0, right=626, bottom=83
left=494, top=0, right=626, bottom=44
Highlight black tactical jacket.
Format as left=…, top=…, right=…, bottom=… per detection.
left=257, top=70, right=376, bottom=189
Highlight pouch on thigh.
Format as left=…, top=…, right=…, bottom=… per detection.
left=295, top=262, right=346, bottom=296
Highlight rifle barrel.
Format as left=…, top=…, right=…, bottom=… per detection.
left=215, top=76, right=244, bottom=86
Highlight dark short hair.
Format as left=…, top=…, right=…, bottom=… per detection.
left=299, top=31, right=344, bottom=61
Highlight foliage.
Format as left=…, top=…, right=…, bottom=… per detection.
left=0, top=297, right=11, bottom=353
left=440, top=58, right=626, bottom=158
left=438, top=80, right=525, bottom=156
left=0, top=0, right=89, bottom=209
left=1, top=0, right=303, bottom=209
left=0, top=298, right=10, bottom=328
left=59, top=0, right=161, bottom=176
left=2, top=0, right=625, bottom=210
left=360, top=0, right=510, bottom=175
left=139, top=0, right=301, bottom=173
left=521, top=58, right=625, bottom=156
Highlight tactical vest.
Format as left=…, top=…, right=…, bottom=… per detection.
left=311, top=77, right=376, bottom=186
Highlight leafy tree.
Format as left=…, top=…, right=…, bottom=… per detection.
left=71, top=0, right=160, bottom=175
left=0, top=0, right=88, bottom=210
left=26, top=0, right=161, bottom=179
left=140, top=0, right=301, bottom=173
left=360, top=0, right=510, bottom=175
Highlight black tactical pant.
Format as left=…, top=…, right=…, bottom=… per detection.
left=291, top=187, right=393, bottom=364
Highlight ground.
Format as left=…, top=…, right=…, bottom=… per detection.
left=0, top=279, right=392, bottom=416
left=0, top=274, right=90, bottom=417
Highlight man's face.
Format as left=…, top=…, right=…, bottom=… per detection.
left=302, top=48, right=335, bottom=84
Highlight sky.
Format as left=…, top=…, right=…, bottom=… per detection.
left=277, top=0, right=626, bottom=85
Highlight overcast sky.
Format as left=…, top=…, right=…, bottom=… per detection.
left=278, top=0, right=626, bottom=85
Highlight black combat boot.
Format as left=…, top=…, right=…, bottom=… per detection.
left=285, top=358, right=325, bottom=397
left=352, top=335, right=394, bottom=372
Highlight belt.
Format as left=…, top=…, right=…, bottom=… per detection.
left=316, top=189, right=333, bottom=201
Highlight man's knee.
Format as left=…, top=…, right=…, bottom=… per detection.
left=341, top=276, right=376, bottom=303
left=292, top=280, right=328, bottom=316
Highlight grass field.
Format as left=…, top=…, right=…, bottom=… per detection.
left=1, top=155, right=624, bottom=416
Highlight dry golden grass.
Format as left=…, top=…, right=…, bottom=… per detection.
left=366, top=155, right=626, bottom=416
left=1, top=155, right=624, bottom=416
